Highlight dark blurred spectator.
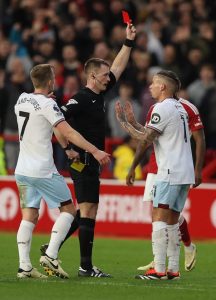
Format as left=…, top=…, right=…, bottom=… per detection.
left=161, top=44, right=181, bottom=78
left=62, top=45, right=82, bottom=77
left=54, top=74, right=81, bottom=170
left=125, top=48, right=152, bottom=98
left=187, top=64, right=216, bottom=108
left=134, top=31, right=159, bottom=66
left=92, top=41, right=115, bottom=64
left=56, top=75, right=81, bottom=107
left=109, top=24, right=126, bottom=51
left=139, top=66, right=162, bottom=125
left=182, top=47, right=204, bottom=87
left=197, top=21, right=216, bottom=64
left=0, top=39, right=12, bottom=68
left=107, top=82, right=141, bottom=138
left=0, top=69, right=8, bottom=133
left=3, top=57, right=32, bottom=171
left=33, top=39, right=56, bottom=64
left=48, top=59, right=64, bottom=90
left=199, top=86, right=216, bottom=149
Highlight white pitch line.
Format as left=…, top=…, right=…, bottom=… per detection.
left=76, top=281, right=205, bottom=291
left=0, top=278, right=213, bottom=292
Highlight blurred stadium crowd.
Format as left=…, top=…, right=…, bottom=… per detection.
left=0, top=0, right=216, bottom=179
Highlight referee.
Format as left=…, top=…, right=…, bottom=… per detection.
left=41, top=23, right=136, bottom=277
left=59, top=23, right=136, bottom=277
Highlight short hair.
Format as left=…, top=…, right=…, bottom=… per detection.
left=30, top=64, right=53, bottom=89
left=156, top=70, right=181, bottom=97
left=200, top=63, right=215, bottom=73
left=84, top=58, right=110, bottom=75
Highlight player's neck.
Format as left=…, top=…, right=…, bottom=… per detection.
left=34, top=88, right=49, bottom=96
left=158, top=93, right=174, bottom=102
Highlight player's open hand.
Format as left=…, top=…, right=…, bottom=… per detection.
left=115, top=101, right=126, bottom=124
left=123, top=101, right=137, bottom=126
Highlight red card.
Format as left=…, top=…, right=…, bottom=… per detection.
left=122, top=10, right=131, bottom=24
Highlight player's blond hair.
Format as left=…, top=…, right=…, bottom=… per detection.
left=30, top=64, right=54, bottom=88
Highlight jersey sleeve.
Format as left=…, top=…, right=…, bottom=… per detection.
left=43, top=101, right=65, bottom=126
left=104, top=71, right=116, bottom=94
left=146, top=103, right=169, bottom=133
left=181, top=99, right=204, bottom=131
left=60, top=93, right=83, bottom=119
left=145, top=105, right=154, bottom=125
left=188, top=112, right=204, bottom=131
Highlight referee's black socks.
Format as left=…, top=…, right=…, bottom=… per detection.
left=59, top=209, right=80, bottom=249
left=79, top=217, right=95, bottom=270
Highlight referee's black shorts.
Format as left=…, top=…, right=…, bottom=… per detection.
left=69, top=161, right=100, bottom=204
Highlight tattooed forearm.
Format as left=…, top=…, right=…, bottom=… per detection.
left=120, top=121, right=159, bottom=144
left=133, top=122, right=146, bottom=133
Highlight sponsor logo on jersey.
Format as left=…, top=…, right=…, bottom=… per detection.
left=67, top=99, right=78, bottom=105
left=53, top=104, right=60, bottom=112
left=92, top=99, right=96, bottom=103
left=151, top=113, right=161, bottom=124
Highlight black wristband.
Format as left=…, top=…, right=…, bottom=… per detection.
left=63, top=144, right=71, bottom=151
left=124, top=38, right=134, bottom=48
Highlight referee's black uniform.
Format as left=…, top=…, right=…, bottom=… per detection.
left=61, top=72, right=116, bottom=204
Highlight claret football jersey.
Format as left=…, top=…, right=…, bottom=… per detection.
left=15, top=92, right=64, bottom=178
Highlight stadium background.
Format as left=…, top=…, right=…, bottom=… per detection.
left=0, top=1, right=216, bottom=240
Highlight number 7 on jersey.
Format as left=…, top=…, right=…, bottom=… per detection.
left=19, top=111, right=30, bottom=141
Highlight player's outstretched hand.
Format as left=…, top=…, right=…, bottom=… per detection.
left=93, top=150, right=110, bottom=165
left=115, top=101, right=126, bottom=124
left=123, top=100, right=137, bottom=126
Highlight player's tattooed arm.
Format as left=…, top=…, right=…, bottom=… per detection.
left=115, top=101, right=159, bottom=144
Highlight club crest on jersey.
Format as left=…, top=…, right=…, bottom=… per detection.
left=151, top=113, right=161, bottom=124
left=67, top=99, right=78, bottom=105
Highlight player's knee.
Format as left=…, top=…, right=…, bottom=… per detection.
left=59, top=200, right=76, bottom=216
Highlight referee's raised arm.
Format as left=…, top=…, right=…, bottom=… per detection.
left=110, top=23, right=136, bottom=81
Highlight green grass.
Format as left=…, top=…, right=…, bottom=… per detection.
left=0, top=232, right=215, bottom=300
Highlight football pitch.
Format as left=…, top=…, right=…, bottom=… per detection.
left=0, top=233, right=215, bottom=300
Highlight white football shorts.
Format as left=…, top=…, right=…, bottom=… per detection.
left=15, top=173, right=72, bottom=209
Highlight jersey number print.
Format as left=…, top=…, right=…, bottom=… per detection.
left=180, top=114, right=188, bottom=143
left=19, top=111, right=30, bottom=141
